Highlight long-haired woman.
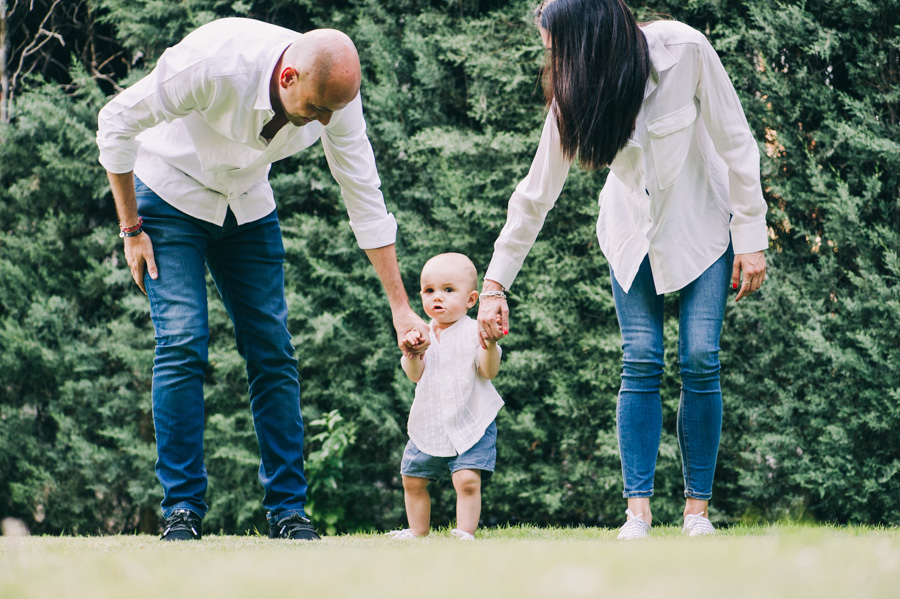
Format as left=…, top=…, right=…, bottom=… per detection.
left=477, top=0, right=768, bottom=539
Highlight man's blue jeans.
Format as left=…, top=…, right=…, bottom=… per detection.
left=136, top=178, right=308, bottom=524
left=611, top=245, right=733, bottom=501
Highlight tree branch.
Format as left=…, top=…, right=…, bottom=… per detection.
left=9, top=0, right=63, bottom=98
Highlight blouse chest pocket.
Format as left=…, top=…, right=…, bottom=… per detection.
left=646, top=101, right=697, bottom=189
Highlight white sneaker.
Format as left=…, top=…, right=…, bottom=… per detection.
left=385, top=529, right=418, bottom=540
left=616, top=509, right=651, bottom=540
left=683, top=513, right=716, bottom=537
left=450, top=528, right=475, bottom=541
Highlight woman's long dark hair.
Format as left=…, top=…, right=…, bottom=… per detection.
left=538, top=0, right=650, bottom=170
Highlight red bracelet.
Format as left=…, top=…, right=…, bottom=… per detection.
left=120, top=217, right=143, bottom=234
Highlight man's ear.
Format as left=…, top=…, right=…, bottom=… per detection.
left=279, top=66, right=298, bottom=88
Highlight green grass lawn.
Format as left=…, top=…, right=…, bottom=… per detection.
left=2, top=524, right=898, bottom=598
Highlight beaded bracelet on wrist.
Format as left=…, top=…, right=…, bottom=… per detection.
left=479, top=290, right=507, bottom=300
left=119, top=217, right=143, bottom=238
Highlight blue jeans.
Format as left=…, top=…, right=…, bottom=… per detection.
left=136, top=178, right=308, bottom=524
left=611, top=245, right=733, bottom=501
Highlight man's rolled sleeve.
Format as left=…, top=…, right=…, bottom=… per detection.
left=322, top=94, right=397, bottom=249
left=97, top=78, right=157, bottom=174
left=349, top=212, right=398, bottom=249
left=97, top=54, right=208, bottom=175
left=97, top=109, right=143, bottom=174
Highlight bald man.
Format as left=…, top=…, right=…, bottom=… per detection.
left=97, top=18, right=429, bottom=541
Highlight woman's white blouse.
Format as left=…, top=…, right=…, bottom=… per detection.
left=407, top=316, right=504, bottom=457
left=485, top=20, right=769, bottom=294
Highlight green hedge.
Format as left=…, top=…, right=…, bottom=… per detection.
left=0, top=0, right=897, bottom=534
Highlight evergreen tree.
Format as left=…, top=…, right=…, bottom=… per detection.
left=1, top=0, right=897, bottom=533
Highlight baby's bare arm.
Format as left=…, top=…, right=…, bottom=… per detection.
left=477, top=340, right=501, bottom=380
left=401, top=332, right=426, bottom=382
left=401, top=354, right=425, bottom=382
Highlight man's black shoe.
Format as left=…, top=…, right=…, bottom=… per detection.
left=269, top=513, right=320, bottom=540
left=161, top=509, right=202, bottom=541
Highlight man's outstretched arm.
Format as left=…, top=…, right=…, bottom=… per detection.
left=364, top=245, right=429, bottom=357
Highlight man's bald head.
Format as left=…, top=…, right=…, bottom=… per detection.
left=284, top=29, right=361, bottom=104
left=270, top=28, right=361, bottom=129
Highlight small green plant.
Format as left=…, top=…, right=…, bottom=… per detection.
left=304, top=410, right=358, bottom=535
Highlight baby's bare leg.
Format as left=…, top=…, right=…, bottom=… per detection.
left=402, top=475, right=431, bottom=536
left=452, top=469, right=482, bottom=535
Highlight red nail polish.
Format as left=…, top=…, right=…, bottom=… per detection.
left=503, top=329, right=509, bottom=335
left=733, top=283, right=737, bottom=289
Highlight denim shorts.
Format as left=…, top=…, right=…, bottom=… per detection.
left=401, top=421, right=497, bottom=482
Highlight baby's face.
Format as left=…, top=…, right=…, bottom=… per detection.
left=419, top=258, right=478, bottom=330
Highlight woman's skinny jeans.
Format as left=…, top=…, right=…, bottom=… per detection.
left=611, top=245, right=733, bottom=501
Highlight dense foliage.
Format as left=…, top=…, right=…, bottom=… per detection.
left=1, top=0, right=897, bottom=535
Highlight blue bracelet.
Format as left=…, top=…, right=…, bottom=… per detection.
left=119, top=216, right=143, bottom=238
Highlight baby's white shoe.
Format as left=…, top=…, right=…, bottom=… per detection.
left=450, top=528, right=475, bottom=541
left=385, top=528, right=418, bottom=540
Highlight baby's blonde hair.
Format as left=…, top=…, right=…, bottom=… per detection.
left=421, top=253, right=478, bottom=292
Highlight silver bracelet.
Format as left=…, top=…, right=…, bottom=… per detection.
left=479, top=290, right=507, bottom=300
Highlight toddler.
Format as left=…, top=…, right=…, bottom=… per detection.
left=387, top=253, right=504, bottom=541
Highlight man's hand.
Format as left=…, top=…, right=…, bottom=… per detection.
left=394, top=306, right=430, bottom=358
left=363, top=245, right=431, bottom=357
left=107, top=170, right=157, bottom=294
left=732, top=251, right=766, bottom=302
left=124, top=232, right=158, bottom=295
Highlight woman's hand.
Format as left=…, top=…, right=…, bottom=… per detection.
left=732, top=251, right=766, bottom=302
left=477, top=279, right=509, bottom=349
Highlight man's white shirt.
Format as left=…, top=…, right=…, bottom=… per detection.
left=97, top=17, right=396, bottom=249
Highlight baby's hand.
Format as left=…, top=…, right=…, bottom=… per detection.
left=402, top=330, right=426, bottom=360
left=403, top=330, right=422, bottom=346
left=479, top=314, right=503, bottom=348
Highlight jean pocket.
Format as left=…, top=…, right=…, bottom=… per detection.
left=133, top=178, right=171, bottom=218
left=647, top=101, right=697, bottom=189
left=134, top=177, right=160, bottom=209
left=134, top=175, right=152, bottom=196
